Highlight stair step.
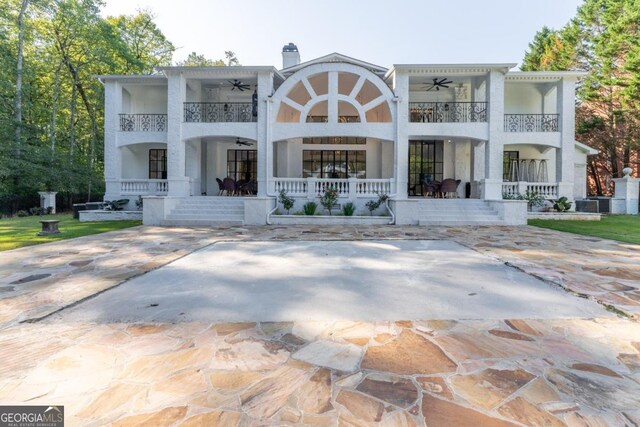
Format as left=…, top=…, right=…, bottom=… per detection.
left=418, top=220, right=506, bottom=226
left=159, top=219, right=244, bottom=227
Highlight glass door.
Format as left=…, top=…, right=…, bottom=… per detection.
left=408, top=141, right=443, bottom=196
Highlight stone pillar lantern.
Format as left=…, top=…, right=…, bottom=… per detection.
left=38, top=191, right=58, bottom=214
left=612, top=168, right=639, bottom=215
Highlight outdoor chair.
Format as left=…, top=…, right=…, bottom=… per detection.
left=216, top=178, right=224, bottom=196
left=222, top=177, right=237, bottom=196
left=440, top=179, right=461, bottom=198
left=421, top=179, right=441, bottom=198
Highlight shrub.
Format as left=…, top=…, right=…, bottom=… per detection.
left=553, top=196, right=572, bottom=212
left=342, top=202, right=356, bottom=216
left=365, top=192, right=389, bottom=216
left=135, top=196, right=143, bottom=210
left=523, top=190, right=545, bottom=210
left=29, top=207, right=45, bottom=216
left=303, top=201, right=317, bottom=215
left=278, top=189, right=295, bottom=214
left=318, top=187, right=339, bottom=215
left=16, top=210, right=29, bottom=217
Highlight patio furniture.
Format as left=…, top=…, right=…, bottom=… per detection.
left=421, top=179, right=441, bottom=198
left=440, top=179, right=461, bottom=198
left=216, top=178, right=224, bottom=196
left=222, top=177, right=237, bottom=196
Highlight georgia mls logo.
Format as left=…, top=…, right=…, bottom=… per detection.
left=0, top=405, right=64, bottom=427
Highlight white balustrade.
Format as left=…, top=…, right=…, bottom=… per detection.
left=314, top=179, right=349, bottom=196
left=120, top=179, right=168, bottom=195
left=271, top=178, right=393, bottom=199
left=527, top=183, right=558, bottom=199
left=273, top=178, right=307, bottom=195
left=502, top=182, right=558, bottom=199
left=356, top=179, right=392, bottom=196
left=501, top=183, right=519, bottom=197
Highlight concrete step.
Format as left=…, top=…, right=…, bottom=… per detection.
left=159, top=219, right=244, bottom=227
left=164, top=196, right=246, bottom=226
left=418, top=220, right=506, bottom=226
left=166, top=214, right=244, bottom=220
left=418, top=214, right=502, bottom=221
left=170, top=208, right=244, bottom=214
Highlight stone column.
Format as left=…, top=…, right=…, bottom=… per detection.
left=556, top=77, right=576, bottom=199
left=393, top=72, right=409, bottom=199
left=166, top=72, right=189, bottom=197
left=612, top=168, right=639, bottom=214
left=257, top=71, right=273, bottom=197
left=482, top=70, right=505, bottom=200
left=470, top=141, right=485, bottom=198
left=104, top=80, right=122, bottom=201
left=38, top=192, right=57, bottom=214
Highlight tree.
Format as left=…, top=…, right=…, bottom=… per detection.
left=176, top=50, right=239, bottom=66
left=522, top=0, right=640, bottom=194
left=0, top=0, right=177, bottom=213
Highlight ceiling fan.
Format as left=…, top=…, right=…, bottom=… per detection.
left=235, top=138, right=253, bottom=146
left=422, top=77, right=453, bottom=91
left=228, top=79, right=251, bottom=91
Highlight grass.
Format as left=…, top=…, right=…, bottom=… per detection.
left=0, top=214, right=142, bottom=251
left=529, top=215, right=640, bottom=245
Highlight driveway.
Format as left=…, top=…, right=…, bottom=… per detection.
left=0, top=225, right=639, bottom=426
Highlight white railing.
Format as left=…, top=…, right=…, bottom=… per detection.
left=356, top=179, right=392, bottom=196
left=120, top=179, right=168, bottom=195
left=502, top=182, right=558, bottom=199
left=527, top=183, right=558, bottom=199
left=273, top=178, right=307, bottom=195
left=271, top=177, right=394, bottom=199
left=313, top=179, right=349, bottom=195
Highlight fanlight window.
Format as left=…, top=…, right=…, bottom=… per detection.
left=277, top=71, right=392, bottom=123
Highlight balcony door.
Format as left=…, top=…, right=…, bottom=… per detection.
left=408, top=140, right=443, bottom=196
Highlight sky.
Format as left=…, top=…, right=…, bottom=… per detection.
left=100, top=0, right=583, bottom=69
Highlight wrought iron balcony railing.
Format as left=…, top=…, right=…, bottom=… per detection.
left=119, top=114, right=167, bottom=132
left=504, top=114, right=559, bottom=132
left=184, top=102, right=256, bottom=123
left=409, top=102, right=488, bottom=123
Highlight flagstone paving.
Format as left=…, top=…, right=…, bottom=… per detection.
left=0, top=224, right=639, bottom=425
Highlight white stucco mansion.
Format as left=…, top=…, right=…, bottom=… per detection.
left=98, top=43, right=597, bottom=226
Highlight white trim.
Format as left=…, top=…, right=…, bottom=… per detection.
left=575, top=140, right=599, bottom=155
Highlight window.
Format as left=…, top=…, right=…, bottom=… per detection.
left=503, top=151, right=519, bottom=181
left=303, top=150, right=366, bottom=178
left=149, top=149, right=167, bottom=179
left=408, top=141, right=443, bottom=196
left=302, top=137, right=366, bottom=145
left=227, top=150, right=257, bottom=182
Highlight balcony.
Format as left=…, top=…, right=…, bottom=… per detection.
left=409, top=102, right=488, bottom=123
left=119, top=114, right=167, bottom=132
left=504, top=114, right=559, bottom=132
left=184, top=102, right=256, bottom=123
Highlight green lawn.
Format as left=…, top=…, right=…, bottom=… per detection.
left=529, top=215, right=640, bottom=245
left=0, top=214, right=142, bottom=251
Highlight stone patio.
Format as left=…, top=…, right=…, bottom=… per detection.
left=1, top=224, right=639, bottom=426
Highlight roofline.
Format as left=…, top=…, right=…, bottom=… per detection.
left=507, top=71, right=587, bottom=81
left=575, top=140, right=599, bottom=155
left=281, top=52, right=388, bottom=74
left=157, top=65, right=285, bottom=80
left=96, top=75, right=167, bottom=84
left=385, top=63, right=517, bottom=79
